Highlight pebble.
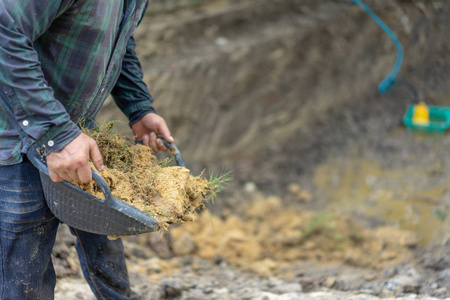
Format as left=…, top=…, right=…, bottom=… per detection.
left=325, top=276, right=337, bottom=288
left=172, top=232, right=196, bottom=256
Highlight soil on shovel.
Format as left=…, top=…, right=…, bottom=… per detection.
left=74, top=122, right=221, bottom=231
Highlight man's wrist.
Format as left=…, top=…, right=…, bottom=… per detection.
left=36, top=121, right=82, bottom=156
left=129, top=108, right=157, bottom=126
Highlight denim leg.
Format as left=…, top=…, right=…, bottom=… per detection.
left=71, top=228, right=138, bottom=299
left=0, top=157, right=59, bottom=300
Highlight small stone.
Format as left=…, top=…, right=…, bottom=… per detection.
left=390, top=275, right=417, bottom=287
left=400, top=232, right=419, bottom=248
left=163, top=279, right=183, bottom=298
left=191, top=258, right=212, bottom=271
left=213, top=255, right=224, bottom=265
left=364, top=274, right=376, bottom=281
left=251, top=292, right=279, bottom=300
left=272, top=283, right=302, bottom=294
left=266, top=277, right=283, bottom=288
left=143, top=257, right=162, bottom=274
left=403, top=285, right=420, bottom=294
left=287, top=183, right=312, bottom=202
left=236, top=287, right=261, bottom=299
left=324, top=276, right=336, bottom=288
left=147, top=232, right=173, bottom=259
left=213, top=288, right=230, bottom=296
left=129, top=246, right=151, bottom=259
left=423, top=254, right=450, bottom=271
left=52, top=241, right=71, bottom=259
left=244, top=182, right=257, bottom=193
left=215, top=37, right=229, bottom=46
left=172, top=232, right=196, bottom=256
left=298, top=278, right=315, bottom=292
left=434, top=287, right=447, bottom=296
left=391, top=267, right=422, bottom=286
left=381, top=250, right=398, bottom=261
left=184, top=288, right=206, bottom=299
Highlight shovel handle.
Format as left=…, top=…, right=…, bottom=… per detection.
left=136, top=137, right=184, bottom=167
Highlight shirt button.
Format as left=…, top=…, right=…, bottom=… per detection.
left=22, top=120, right=29, bottom=126
left=48, top=140, right=55, bottom=147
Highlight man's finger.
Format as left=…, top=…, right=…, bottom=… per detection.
left=49, top=169, right=63, bottom=183
left=89, top=141, right=104, bottom=172
left=142, top=134, right=150, bottom=148
left=149, top=132, right=158, bottom=152
left=77, top=164, right=92, bottom=184
left=156, top=138, right=168, bottom=152
left=67, top=170, right=80, bottom=183
left=158, top=121, right=174, bottom=143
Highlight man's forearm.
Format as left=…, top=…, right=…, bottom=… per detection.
left=110, top=35, right=156, bottom=126
left=0, top=0, right=81, bottom=154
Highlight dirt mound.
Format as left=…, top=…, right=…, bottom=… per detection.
left=75, top=123, right=222, bottom=230
left=170, top=194, right=418, bottom=277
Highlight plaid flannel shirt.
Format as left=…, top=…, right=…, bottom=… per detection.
left=0, top=0, right=155, bottom=165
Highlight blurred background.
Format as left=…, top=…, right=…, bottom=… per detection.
left=56, top=0, right=450, bottom=298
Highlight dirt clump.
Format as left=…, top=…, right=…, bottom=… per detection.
left=75, top=122, right=220, bottom=230
left=170, top=194, right=418, bottom=277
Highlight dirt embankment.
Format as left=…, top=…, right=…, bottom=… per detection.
left=99, top=0, right=449, bottom=206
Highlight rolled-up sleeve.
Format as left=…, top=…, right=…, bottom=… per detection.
left=0, top=0, right=81, bottom=155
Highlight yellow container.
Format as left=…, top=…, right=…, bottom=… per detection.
left=412, top=102, right=430, bottom=126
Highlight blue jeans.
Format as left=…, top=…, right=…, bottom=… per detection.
left=0, top=156, right=138, bottom=300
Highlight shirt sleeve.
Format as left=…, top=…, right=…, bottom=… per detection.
left=0, top=0, right=81, bottom=155
left=111, top=1, right=156, bottom=126
left=111, top=34, right=156, bottom=126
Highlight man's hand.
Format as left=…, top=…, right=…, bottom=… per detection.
left=132, top=113, right=174, bottom=152
left=47, top=133, right=104, bottom=184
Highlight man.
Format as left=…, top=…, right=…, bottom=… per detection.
left=0, top=0, right=172, bottom=299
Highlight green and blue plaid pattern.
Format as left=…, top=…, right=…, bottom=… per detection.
left=0, top=0, right=155, bottom=165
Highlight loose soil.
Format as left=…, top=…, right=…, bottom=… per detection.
left=75, top=123, right=214, bottom=230
left=170, top=194, right=417, bottom=277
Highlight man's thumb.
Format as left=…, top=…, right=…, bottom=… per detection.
left=160, top=125, right=174, bottom=143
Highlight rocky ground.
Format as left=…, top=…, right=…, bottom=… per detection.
left=55, top=0, right=450, bottom=299
left=53, top=215, right=450, bottom=299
